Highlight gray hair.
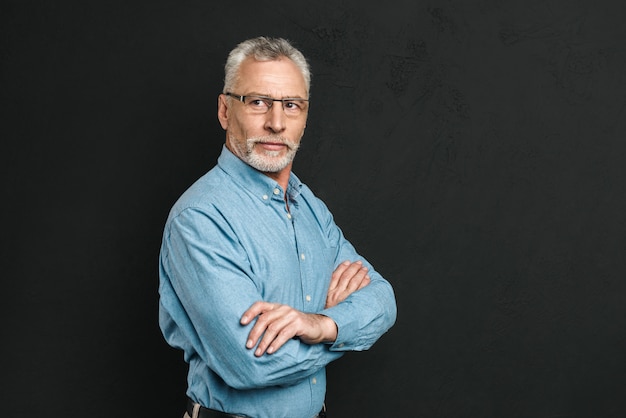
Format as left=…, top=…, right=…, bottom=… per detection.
left=223, top=36, right=311, bottom=96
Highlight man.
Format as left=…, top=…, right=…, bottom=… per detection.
left=158, top=36, right=397, bottom=418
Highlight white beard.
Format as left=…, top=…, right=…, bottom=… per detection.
left=231, top=134, right=300, bottom=173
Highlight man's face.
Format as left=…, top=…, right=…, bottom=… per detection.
left=218, top=57, right=308, bottom=174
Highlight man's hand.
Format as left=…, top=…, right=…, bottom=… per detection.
left=240, top=303, right=337, bottom=357
left=239, top=260, right=370, bottom=357
left=325, top=260, right=370, bottom=308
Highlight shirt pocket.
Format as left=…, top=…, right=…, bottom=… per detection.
left=302, top=245, right=338, bottom=309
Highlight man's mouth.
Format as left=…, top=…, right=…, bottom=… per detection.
left=255, top=141, right=288, bottom=151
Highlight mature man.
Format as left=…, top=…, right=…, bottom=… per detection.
left=158, top=36, right=397, bottom=418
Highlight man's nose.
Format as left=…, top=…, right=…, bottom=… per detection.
left=264, top=103, right=286, bottom=133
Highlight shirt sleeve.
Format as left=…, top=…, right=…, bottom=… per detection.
left=315, top=199, right=398, bottom=352
left=158, top=206, right=344, bottom=391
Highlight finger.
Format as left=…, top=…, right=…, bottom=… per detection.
left=254, top=311, right=296, bottom=356
left=359, top=274, right=371, bottom=290
left=346, top=274, right=371, bottom=296
left=242, top=303, right=278, bottom=350
left=344, top=266, right=369, bottom=293
left=240, top=301, right=272, bottom=325
left=245, top=305, right=293, bottom=352
left=261, top=321, right=296, bottom=356
left=246, top=313, right=270, bottom=351
left=328, top=261, right=351, bottom=292
left=335, top=261, right=364, bottom=291
left=327, top=269, right=371, bottom=307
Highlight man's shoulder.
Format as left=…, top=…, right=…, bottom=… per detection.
left=169, top=166, right=235, bottom=213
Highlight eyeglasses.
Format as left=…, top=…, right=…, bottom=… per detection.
left=225, top=92, right=309, bottom=117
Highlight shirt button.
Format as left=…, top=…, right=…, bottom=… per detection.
left=338, top=343, right=344, bottom=348
left=273, top=188, right=280, bottom=195
left=287, top=213, right=292, bottom=219
left=262, top=194, right=268, bottom=200
left=312, top=377, right=317, bottom=384
left=300, top=253, right=305, bottom=260
left=305, top=295, right=311, bottom=302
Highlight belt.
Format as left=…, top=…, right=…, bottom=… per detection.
left=187, top=398, right=245, bottom=418
left=187, top=398, right=327, bottom=418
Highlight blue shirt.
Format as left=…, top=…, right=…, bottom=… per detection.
left=159, top=146, right=397, bottom=418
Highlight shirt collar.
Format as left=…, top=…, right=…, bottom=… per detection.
left=217, top=145, right=303, bottom=203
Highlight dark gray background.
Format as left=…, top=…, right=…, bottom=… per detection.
left=2, top=1, right=625, bottom=417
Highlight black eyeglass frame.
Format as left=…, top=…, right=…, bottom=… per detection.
left=224, top=92, right=309, bottom=114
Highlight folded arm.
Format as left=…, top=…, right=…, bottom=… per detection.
left=240, top=259, right=371, bottom=356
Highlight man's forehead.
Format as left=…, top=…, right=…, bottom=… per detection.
left=235, top=58, right=307, bottom=97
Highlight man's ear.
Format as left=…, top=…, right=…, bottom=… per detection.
left=217, top=94, right=229, bottom=130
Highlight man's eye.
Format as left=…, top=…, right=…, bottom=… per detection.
left=249, top=99, right=267, bottom=107
left=284, top=101, right=302, bottom=110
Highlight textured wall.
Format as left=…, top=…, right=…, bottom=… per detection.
left=2, top=1, right=625, bottom=417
